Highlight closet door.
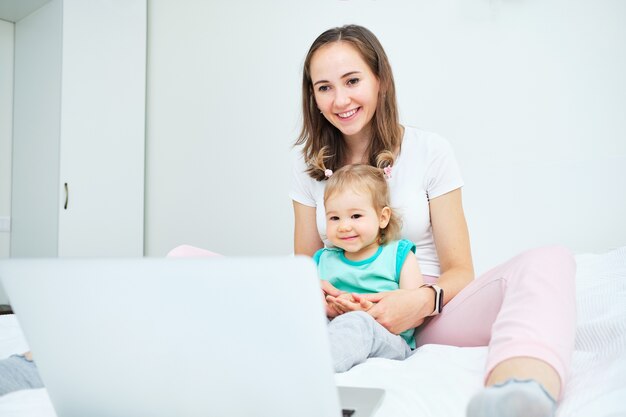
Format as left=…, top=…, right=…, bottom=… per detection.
left=57, top=0, right=146, bottom=257
left=11, top=0, right=63, bottom=258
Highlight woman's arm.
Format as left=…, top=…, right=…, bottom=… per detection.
left=352, top=188, right=474, bottom=334
left=293, top=201, right=324, bottom=256
left=429, top=187, right=475, bottom=304
left=293, top=200, right=345, bottom=317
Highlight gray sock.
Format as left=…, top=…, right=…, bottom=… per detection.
left=0, top=355, right=44, bottom=396
left=466, top=379, right=556, bottom=417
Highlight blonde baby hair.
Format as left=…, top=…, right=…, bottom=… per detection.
left=324, top=163, right=401, bottom=245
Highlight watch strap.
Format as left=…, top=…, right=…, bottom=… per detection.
left=420, top=283, right=444, bottom=316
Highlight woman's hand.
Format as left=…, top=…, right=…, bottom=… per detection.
left=355, top=288, right=435, bottom=334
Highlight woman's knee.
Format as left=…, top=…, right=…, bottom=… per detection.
left=518, top=245, right=575, bottom=272
left=507, top=245, right=576, bottom=293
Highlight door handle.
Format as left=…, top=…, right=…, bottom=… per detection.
left=64, top=183, right=68, bottom=210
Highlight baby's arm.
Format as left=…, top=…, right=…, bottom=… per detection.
left=398, top=254, right=424, bottom=291
left=396, top=254, right=426, bottom=328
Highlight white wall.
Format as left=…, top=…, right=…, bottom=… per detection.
left=145, top=0, right=307, bottom=257
left=146, top=0, right=626, bottom=273
left=0, top=19, right=14, bottom=303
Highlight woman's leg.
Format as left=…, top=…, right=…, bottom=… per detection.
left=416, top=245, right=576, bottom=400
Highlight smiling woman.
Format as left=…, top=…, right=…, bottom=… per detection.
left=310, top=42, right=381, bottom=145
left=296, top=25, right=403, bottom=183
left=291, top=24, right=576, bottom=417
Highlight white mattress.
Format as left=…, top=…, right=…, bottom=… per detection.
left=1, top=247, right=625, bottom=417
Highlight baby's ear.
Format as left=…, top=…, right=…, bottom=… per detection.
left=379, top=206, right=391, bottom=229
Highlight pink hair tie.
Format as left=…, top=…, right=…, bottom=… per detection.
left=324, top=169, right=333, bottom=178
left=383, top=166, right=392, bottom=179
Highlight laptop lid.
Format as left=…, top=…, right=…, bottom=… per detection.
left=0, top=257, right=347, bottom=417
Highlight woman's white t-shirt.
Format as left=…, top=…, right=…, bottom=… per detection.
left=290, top=126, right=464, bottom=277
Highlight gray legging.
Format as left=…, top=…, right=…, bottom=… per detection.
left=0, top=355, right=43, bottom=396
left=328, top=310, right=412, bottom=372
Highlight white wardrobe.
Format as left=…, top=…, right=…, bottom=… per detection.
left=10, top=0, right=146, bottom=257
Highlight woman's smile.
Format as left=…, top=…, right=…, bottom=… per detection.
left=337, top=107, right=360, bottom=120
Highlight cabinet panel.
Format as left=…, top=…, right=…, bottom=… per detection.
left=11, top=0, right=145, bottom=258
left=11, top=0, right=62, bottom=257
left=58, top=0, right=146, bottom=257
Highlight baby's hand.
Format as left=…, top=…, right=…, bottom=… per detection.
left=320, top=280, right=344, bottom=318
left=350, top=293, right=375, bottom=311
left=326, top=293, right=374, bottom=313
left=336, top=293, right=357, bottom=302
left=323, top=293, right=343, bottom=318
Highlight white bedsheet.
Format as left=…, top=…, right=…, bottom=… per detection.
left=1, top=248, right=625, bottom=417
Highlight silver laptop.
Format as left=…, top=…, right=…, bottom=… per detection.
left=0, top=257, right=384, bottom=417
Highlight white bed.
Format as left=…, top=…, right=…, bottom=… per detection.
left=1, top=247, right=625, bottom=417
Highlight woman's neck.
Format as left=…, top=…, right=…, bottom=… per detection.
left=342, top=134, right=371, bottom=165
left=341, top=124, right=405, bottom=165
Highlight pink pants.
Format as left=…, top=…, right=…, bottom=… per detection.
left=418, top=246, right=576, bottom=398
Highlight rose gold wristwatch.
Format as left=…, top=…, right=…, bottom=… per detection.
left=420, top=283, right=444, bottom=316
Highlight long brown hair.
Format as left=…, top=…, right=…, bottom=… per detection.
left=324, top=164, right=401, bottom=244
left=295, top=25, right=402, bottom=181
